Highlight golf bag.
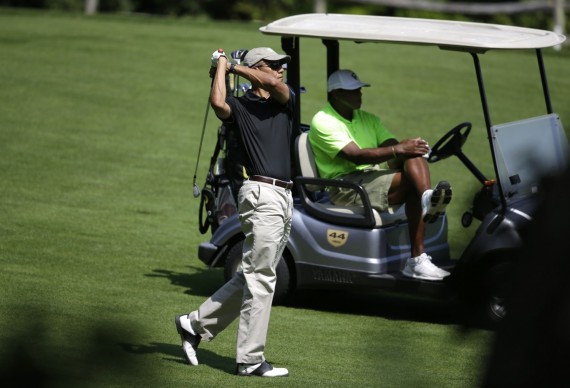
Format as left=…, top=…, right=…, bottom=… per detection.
left=198, top=49, right=250, bottom=235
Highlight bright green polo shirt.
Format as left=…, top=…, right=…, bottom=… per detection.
left=309, top=103, right=395, bottom=179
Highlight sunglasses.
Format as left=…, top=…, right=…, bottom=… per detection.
left=257, top=61, right=283, bottom=70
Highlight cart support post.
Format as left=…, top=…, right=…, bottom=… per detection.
left=322, top=39, right=339, bottom=82
left=282, top=37, right=301, bottom=133
left=470, top=52, right=508, bottom=212
left=536, top=49, right=554, bottom=114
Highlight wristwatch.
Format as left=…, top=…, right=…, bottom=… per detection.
left=229, top=63, right=236, bottom=74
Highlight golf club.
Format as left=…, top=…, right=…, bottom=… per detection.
left=193, top=49, right=246, bottom=199
left=228, top=49, right=248, bottom=94
left=193, top=49, right=225, bottom=198
left=192, top=96, right=210, bottom=198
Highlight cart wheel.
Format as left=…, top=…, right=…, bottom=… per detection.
left=224, top=240, right=292, bottom=305
left=462, top=211, right=473, bottom=227
left=480, top=261, right=513, bottom=327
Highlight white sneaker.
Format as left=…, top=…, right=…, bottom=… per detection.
left=422, top=181, right=452, bottom=223
left=402, top=253, right=450, bottom=281
left=175, top=314, right=201, bottom=366
left=237, top=361, right=289, bottom=377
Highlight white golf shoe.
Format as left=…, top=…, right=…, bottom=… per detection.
left=236, top=361, right=289, bottom=377
left=422, top=181, right=453, bottom=223
left=175, top=314, right=201, bottom=366
left=402, top=253, right=450, bottom=281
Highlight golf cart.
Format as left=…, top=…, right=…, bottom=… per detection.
left=196, top=14, right=568, bottom=327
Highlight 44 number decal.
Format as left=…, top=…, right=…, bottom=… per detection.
left=327, top=229, right=349, bottom=247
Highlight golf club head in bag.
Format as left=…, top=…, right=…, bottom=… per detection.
left=227, top=49, right=249, bottom=94
left=230, top=49, right=248, bottom=64
left=237, top=83, right=251, bottom=96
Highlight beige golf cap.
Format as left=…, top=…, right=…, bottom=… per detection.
left=243, top=47, right=291, bottom=67
left=328, top=69, right=371, bottom=92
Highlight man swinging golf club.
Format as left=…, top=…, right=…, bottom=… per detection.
left=175, top=47, right=295, bottom=377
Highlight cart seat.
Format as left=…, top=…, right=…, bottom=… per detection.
left=295, top=131, right=406, bottom=228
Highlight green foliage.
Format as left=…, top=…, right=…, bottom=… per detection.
left=54, top=0, right=312, bottom=19
left=329, top=3, right=388, bottom=16
left=98, top=0, right=132, bottom=13
left=0, top=0, right=567, bottom=32
left=195, top=0, right=313, bottom=20
left=234, top=0, right=313, bottom=21
left=0, top=0, right=44, bottom=7
left=45, top=0, right=82, bottom=10
left=130, top=0, right=193, bottom=16
left=0, top=0, right=129, bottom=12
left=394, top=8, right=471, bottom=21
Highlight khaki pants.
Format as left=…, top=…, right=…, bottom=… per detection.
left=189, top=180, right=293, bottom=364
left=330, top=166, right=398, bottom=212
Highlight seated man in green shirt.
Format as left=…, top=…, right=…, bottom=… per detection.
left=309, top=69, right=452, bottom=281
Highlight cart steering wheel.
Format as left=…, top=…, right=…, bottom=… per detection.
left=428, top=122, right=472, bottom=163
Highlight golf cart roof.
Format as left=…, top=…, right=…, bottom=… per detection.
left=260, top=13, right=566, bottom=52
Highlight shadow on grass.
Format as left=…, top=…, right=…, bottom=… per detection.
left=150, top=265, right=471, bottom=328
left=142, top=267, right=239, bottom=373
left=0, top=309, right=156, bottom=386
left=283, top=288, right=465, bottom=327
left=145, top=265, right=224, bottom=297
left=120, top=342, right=235, bottom=374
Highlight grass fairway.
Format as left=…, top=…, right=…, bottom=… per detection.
left=1, top=9, right=568, bottom=387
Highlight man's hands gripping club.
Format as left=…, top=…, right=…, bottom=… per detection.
left=211, top=48, right=227, bottom=67
left=209, top=48, right=228, bottom=79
